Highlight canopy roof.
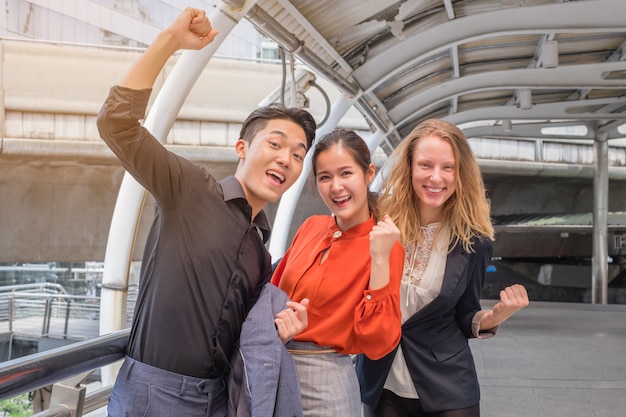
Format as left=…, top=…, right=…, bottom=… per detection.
left=240, top=0, right=626, bottom=153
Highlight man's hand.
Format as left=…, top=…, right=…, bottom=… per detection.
left=275, top=298, right=309, bottom=344
left=165, top=7, right=219, bottom=51
left=119, top=8, right=219, bottom=89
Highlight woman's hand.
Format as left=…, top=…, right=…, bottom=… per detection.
left=481, top=284, right=529, bottom=331
left=370, top=215, right=401, bottom=260
left=275, top=298, right=310, bottom=344
left=368, top=215, right=401, bottom=291
left=491, top=284, right=529, bottom=322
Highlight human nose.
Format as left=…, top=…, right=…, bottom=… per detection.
left=330, top=176, right=343, bottom=191
left=430, top=168, right=441, bottom=181
left=276, top=148, right=290, bottom=167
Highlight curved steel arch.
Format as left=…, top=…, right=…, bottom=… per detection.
left=353, top=0, right=625, bottom=89
left=391, top=61, right=626, bottom=130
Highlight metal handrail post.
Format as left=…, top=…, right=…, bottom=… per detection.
left=63, top=299, right=72, bottom=339
left=42, top=297, right=52, bottom=337
left=9, top=294, right=14, bottom=332
left=44, top=371, right=91, bottom=417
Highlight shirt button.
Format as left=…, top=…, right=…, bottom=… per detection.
left=333, top=231, right=342, bottom=238
left=366, top=294, right=372, bottom=300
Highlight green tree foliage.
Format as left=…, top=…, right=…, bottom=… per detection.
left=0, top=393, right=32, bottom=417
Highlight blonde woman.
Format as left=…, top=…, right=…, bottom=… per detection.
left=356, top=119, right=529, bottom=417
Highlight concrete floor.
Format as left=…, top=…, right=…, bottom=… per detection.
left=6, top=299, right=626, bottom=416
left=472, top=300, right=626, bottom=417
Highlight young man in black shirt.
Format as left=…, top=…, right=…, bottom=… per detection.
left=97, top=8, right=316, bottom=417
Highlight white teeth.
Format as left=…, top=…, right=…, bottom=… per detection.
left=267, top=170, right=285, bottom=183
left=333, top=196, right=350, bottom=203
left=426, top=187, right=443, bottom=193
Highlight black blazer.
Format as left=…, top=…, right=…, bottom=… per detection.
left=355, top=237, right=493, bottom=413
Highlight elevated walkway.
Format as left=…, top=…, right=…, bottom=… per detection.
left=1, top=300, right=625, bottom=416
left=473, top=300, right=626, bottom=417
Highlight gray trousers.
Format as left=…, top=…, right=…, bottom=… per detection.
left=287, top=341, right=361, bottom=417
left=107, top=356, right=227, bottom=417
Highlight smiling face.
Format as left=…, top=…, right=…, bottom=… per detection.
left=234, top=118, right=308, bottom=217
left=410, top=134, right=457, bottom=224
left=315, top=143, right=375, bottom=231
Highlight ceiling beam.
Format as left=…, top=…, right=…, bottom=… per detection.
left=245, top=5, right=361, bottom=97
left=392, top=61, right=626, bottom=128
left=445, top=97, right=626, bottom=127
left=273, top=0, right=353, bottom=73
left=353, top=0, right=625, bottom=90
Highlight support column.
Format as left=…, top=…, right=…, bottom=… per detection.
left=365, top=129, right=385, bottom=152
left=592, top=126, right=609, bottom=304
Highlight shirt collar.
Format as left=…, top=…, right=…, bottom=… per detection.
left=220, top=175, right=246, bottom=201
left=329, top=213, right=376, bottom=239
left=219, top=175, right=271, bottom=242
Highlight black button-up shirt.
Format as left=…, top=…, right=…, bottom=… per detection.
left=97, top=86, right=272, bottom=378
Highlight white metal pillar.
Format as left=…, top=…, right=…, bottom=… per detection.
left=269, top=94, right=356, bottom=259
left=592, top=126, right=609, bottom=304
left=365, top=129, right=387, bottom=189
left=365, top=129, right=385, bottom=153
left=371, top=145, right=397, bottom=193
left=99, top=0, right=258, bottom=385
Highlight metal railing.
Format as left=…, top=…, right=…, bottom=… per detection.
left=0, top=290, right=100, bottom=341
left=0, top=282, right=137, bottom=415
left=0, top=329, right=129, bottom=416
left=0, top=283, right=138, bottom=344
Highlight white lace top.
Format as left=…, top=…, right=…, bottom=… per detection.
left=383, top=222, right=450, bottom=398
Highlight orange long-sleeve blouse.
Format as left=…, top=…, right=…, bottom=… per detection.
left=271, top=214, right=404, bottom=360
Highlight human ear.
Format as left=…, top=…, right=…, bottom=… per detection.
left=366, top=163, right=376, bottom=184
left=235, top=139, right=247, bottom=160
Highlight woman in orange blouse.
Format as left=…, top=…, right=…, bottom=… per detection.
left=271, top=129, right=404, bottom=417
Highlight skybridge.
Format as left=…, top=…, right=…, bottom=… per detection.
left=1, top=1, right=626, bottom=415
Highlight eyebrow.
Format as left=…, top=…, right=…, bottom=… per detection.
left=416, top=158, right=455, bottom=165
left=269, top=130, right=308, bottom=152
left=317, top=165, right=354, bottom=174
